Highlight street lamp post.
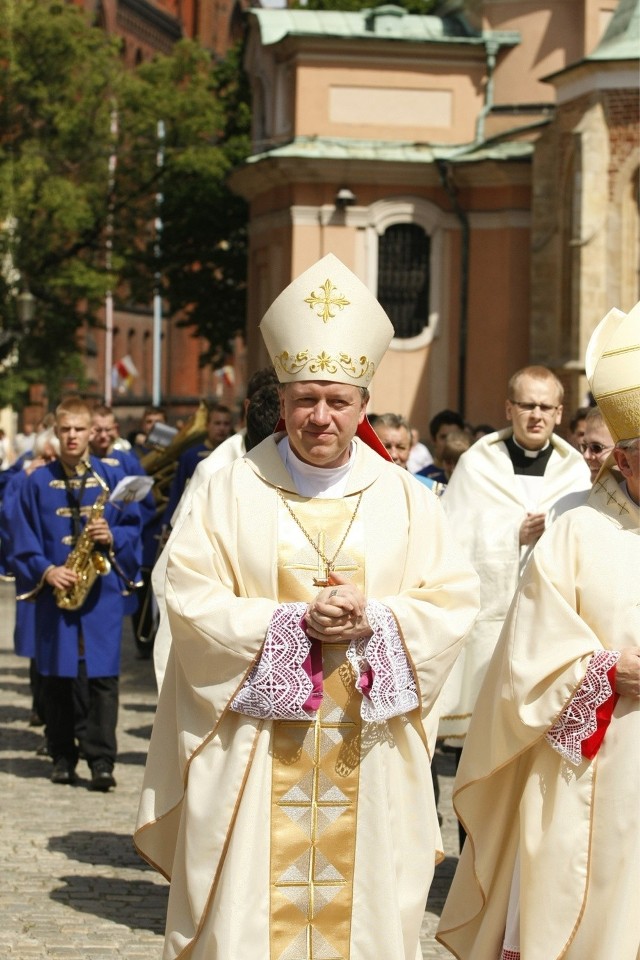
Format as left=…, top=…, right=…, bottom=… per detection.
left=0, top=287, right=35, bottom=361
left=16, top=288, right=36, bottom=329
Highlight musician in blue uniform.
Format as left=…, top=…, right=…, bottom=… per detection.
left=90, top=404, right=154, bottom=575
left=0, top=427, right=60, bottom=733
left=11, top=397, right=143, bottom=790
left=161, top=402, right=233, bottom=526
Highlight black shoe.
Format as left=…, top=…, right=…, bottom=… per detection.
left=51, top=758, right=77, bottom=785
left=36, top=737, right=50, bottom=757
left=29, top=711, right=44, bottom=727
left=89, top=761, right=116, bottom=792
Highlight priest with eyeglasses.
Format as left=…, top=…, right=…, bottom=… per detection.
left=436, top=364, right=589, bottom=754
left=134, top=254, right=480, bottom=960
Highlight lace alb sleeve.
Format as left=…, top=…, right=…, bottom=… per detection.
left=545, top=650, right=620, bottom=766
left=230, top=602, right=314, bottom=720
left=347, top=599, right=419, bottom=723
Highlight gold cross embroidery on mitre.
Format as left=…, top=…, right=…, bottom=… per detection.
left=304, top=278, right=351, bottom=323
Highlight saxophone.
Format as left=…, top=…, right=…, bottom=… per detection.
left=54, top=490, right=112, bottom=611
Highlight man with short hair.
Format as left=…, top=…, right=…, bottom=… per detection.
left=161, top=403, right=233, bottom=524
left=130, top=405, right=167, bottom=458
left=438, top=366, right=590, bottom=744
left=438, top=303, right=640, bottom=960
left=580, top=405, right=615, bottom=483
left=90, top=404, right=146, bottom=474
left=376, top=413, right=444, bottom=497
left=374, top=412, right=412, bottom=467
left=417, top=408, right=465, bottom=483
left=11, top=397, right=142, bottom=789
left=135, top=254, right=480, bottom=959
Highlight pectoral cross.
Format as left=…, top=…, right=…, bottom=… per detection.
left=313, top=561, right=334, bottom=589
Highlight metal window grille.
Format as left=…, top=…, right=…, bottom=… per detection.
left=377, top=224, right=430, bottom=339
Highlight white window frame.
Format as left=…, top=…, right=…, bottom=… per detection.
left=362, top=197, right=446, bottom=350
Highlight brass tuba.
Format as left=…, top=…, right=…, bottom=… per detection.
left=139, top=401, right=210, bottom=519
left=54, top=489, right=111, bottom=611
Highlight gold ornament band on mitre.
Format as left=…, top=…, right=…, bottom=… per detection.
left=592, top=387, right=640, bottom=443
left=304, top=278, right=351, bottom=323
left=274, top=350, right=374, bottom=381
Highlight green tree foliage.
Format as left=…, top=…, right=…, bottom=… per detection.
left=0, top=0, right=122, bottom=405
left=0, top=0, right=250, bottom=408
left=116, top=39, right=250, bottom=369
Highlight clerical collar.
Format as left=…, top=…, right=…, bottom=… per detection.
left=278, top=437, right=354, bottom=498
left=505, top=435, right=553, bottom=476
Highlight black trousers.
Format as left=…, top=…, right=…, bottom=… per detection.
left=42, top=662, right=118, bottom=770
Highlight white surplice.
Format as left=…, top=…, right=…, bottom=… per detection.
left=437, top=428, right=590, bottom=740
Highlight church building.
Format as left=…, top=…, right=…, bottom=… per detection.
left=230, top=0, right=639, bottom=432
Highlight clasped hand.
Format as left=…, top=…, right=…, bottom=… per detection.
left=305, top=574, right=372, bottom=643
left=519, top=511, right=546, bottom=546
left=614, top=647, right=640, bottom=699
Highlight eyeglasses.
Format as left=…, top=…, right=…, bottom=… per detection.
left=579, top=442, right=613, bottom=456
left=509, top=401, right=559, bottom=415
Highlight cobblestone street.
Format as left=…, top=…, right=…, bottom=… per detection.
left=0, top=580, right=458, bottom=958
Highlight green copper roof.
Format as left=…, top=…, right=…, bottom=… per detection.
left=249, top=6, right=519, bottom=48
left=245, top=135, right=533, bottom=165
left=588, top=0, right=640, bottom=61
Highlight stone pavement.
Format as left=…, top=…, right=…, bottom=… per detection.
left=0, top=580, right=459, bottom=958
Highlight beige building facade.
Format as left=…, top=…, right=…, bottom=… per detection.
left=230, top=0, right=638, bottom=436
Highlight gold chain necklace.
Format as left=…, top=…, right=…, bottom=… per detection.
left=276, top=489, right=363, bottom=587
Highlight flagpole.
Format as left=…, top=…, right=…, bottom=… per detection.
left=152, top=119, right=165, bottom=406
left=104, top=107, right=118, bottom=405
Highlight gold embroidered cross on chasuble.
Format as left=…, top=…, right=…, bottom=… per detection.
left=272, top=494, right=365, bottom=960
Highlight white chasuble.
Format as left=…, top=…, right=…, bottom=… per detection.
left=134, top=435, right=481, bottom=960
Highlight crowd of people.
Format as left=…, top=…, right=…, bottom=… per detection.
left=0, top=255, right=637, bottom=960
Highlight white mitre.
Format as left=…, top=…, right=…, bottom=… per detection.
left=586, top=300, right=640, bottom=443
left=260, top=253, right=394, bottom=388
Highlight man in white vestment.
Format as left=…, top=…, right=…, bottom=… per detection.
left=134, top=253, right=480, bottom=960
left=437, top=301, right=640, bottom=960
left=437, top=365, right=590, bottom=744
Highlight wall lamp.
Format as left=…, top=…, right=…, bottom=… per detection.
left=335, top=187, right=356, bottom=210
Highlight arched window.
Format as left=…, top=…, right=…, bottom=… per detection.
left=361, top=197, right=445, bottom=349
left=377, top=223, right=430, bottom=339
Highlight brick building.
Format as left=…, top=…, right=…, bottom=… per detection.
left=230, top=0, right=639, bottom=435
left=19, top=0, right=636, bottom=440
